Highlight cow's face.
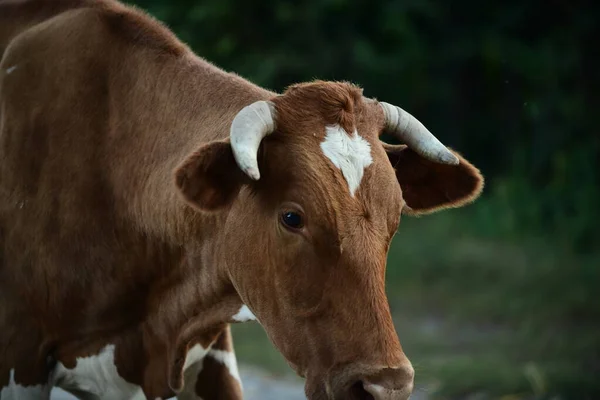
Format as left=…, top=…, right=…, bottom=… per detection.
left=175, top=81, right=483, bottom=400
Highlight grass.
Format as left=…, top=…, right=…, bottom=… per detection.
left=231, top=203, right=600, bottom=400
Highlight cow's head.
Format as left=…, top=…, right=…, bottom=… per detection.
left=175, top=81, right=483, bottom=400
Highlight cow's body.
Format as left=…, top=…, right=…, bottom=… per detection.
left=0, top=1, right=256, bottom=398
left=0, top=1, right=484, bottom=399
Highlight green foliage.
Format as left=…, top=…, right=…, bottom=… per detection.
left=127, top=0, right=599, bottom=397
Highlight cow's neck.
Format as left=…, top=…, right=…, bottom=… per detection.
left=103, top=49, right=268, bottom=361
left=129, top=233, right=246, bottom=394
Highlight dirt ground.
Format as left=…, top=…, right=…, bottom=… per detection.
left=49, top=365, right=430, bottom=399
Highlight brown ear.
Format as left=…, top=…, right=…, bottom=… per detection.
left=383, top=143, right=484, bottom=216
left=174, top=140, right=248, bottom=211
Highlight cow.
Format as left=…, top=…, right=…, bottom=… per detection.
left=0, top=0, right=484, bottom=399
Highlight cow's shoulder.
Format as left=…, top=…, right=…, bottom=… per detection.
left=92, top=0, right=187, bottom=57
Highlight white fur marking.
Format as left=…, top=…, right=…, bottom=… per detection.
left=52, top=344, right=145, bottom=400
left=183, top=343, right=210, bottom=370
left=231, top=305, right=256, bottom=322
left=320, top=125, right=373, bottom=196
left=5, top=66, right=17, bottom=74
left=0, top=369, right=50, bottom=400
left=178, top=343, right=210, bottom=400
left=207, top=349, right=242, bottom=384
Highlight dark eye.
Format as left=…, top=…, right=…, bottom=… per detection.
left=280, top=211, right=304, bottom=230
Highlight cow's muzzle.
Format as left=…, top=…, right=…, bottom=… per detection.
left=326, top=362, right=415, bottom=400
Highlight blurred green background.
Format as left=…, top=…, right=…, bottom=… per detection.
left=129, top=1, right=598, bottom=398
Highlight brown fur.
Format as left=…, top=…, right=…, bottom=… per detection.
left=281, top=80, right=365, bottom=133
left=0, top=1, right=483, bottom=399
left=383, top=144, right=484, bottom=215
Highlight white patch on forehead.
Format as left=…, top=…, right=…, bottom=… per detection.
left=207, top=349, right=242, bottom=384
left=1, top=369, right=50, bottom=399
left=231, top=305, right=256, bottom=322
left=320, top=125, right=373, bottom=196
left=5, top=65, right=17, bottom=74
left=51, top=344, right=145, bottom=400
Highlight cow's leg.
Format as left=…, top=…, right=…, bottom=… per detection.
left=0, top=320, right=52, bottom=400
left=178, top=325, right=243, bottom=400
left=197, top=325, right=243, bottom=400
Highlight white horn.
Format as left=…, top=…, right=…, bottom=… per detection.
left=230, top=100, right=276, bottom=180
left=380, top=102, right=459, bottom=165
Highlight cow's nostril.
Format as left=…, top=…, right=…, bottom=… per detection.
left=348, top=380, right=375, bottom=400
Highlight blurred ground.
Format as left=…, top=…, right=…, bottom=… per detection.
left=49, top=366, right=432, bottom=399
left=50, top=364, right=433, bottom=399
left=49, top=366, right=307, bottom=400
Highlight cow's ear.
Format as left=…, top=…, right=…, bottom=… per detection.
left=383, top=143, right=484, bottom=216
left=175, top=140, right=248, bottom=211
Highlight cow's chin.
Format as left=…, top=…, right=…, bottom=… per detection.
left=305, top=378, right=374, bottom=400
left=304, top=377, right=330, bottom=400
left=286, top=360, right=304, bottom=377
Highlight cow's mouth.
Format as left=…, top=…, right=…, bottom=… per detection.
left=349, top=381, right=375, bottom=400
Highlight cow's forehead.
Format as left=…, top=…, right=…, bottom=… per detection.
left=260, top=128, right=400, bottom=241
left=320, top=124, right=374, bottom=197
left=263, top=125, right=380, bottom=201
left=266, top=81, right=397, bottom=215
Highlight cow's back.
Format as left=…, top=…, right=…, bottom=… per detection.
left=0, top=0, right=91, bottom=58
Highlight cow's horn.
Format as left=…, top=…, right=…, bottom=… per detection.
left=379, top=102, right=459, bottom=165
left=230, top=100, right=276, bottom=180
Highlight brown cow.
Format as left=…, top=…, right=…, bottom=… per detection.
left=0, top=0, right=484, bottom=399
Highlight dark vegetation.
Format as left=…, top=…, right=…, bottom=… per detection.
left=129, top=0, right=599, bottom=398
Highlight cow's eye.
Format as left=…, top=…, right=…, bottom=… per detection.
left=280, top=211, right=304, bottom=230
